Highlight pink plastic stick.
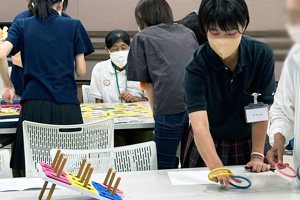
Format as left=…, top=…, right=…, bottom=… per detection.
left=275, top=163, right=297, bottom=178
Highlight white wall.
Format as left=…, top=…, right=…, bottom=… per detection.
left=0, top=0, right=286, bottom=31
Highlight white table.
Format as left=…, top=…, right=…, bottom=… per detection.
left=0, top=102, right=155, bottom=135
left=0, top=166, right=299, bottom=200
left=0, top=118, right=18, bottom=134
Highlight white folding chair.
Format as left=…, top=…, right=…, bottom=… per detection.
left=114, top=141, right=157, bottom=172
left=82, top=85, right=96, bottom=104
left=0, top=149, right=10, bottom=178
left=23, top=118, right=114, bottom=177
left=51, top=141, right=157, bottom=173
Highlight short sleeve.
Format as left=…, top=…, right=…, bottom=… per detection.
left=74, top=21, right=94, bottom=56
left=183, top=51, right=208, bottom=114
left=89, top=64, right=103, bottom=99
left=127, top=81, right=143, bottom=98
left=6, top=20, right=21, bottom=56
left=257, top=44, right=276, bottom=104
left=127, top=35, right=152, bottom=83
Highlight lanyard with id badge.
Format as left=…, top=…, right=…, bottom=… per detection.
left=244, top=93, right=269, bottom=123
left=112, top=62, right=128, bottom=103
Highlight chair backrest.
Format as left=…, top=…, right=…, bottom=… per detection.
left=50, top=141, right=157, bottom=174
left=82, top=85, right=96, bottom=104
left=114, top=141, right=157, bottom=172
left=0, top=149, right=10, bottom=178
left=23, top=118, right=114, bottom=177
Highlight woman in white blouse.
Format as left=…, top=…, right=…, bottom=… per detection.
left=89, top=30, right=147, bottom=103
left=267, top=0, right=300, bottom=186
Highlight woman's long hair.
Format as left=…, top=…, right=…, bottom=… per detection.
left=34, top=0, right=63, bottom=19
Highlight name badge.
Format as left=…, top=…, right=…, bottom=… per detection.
left=245, top=104, right=269, bottom=123
left=244, top=93, right=269, bottom=123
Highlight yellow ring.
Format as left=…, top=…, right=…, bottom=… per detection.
left=208, top=167, right=233, bottom=181
left=208, top=167, right=232, bottom=178
left=209, top=173, right=233, bottom=181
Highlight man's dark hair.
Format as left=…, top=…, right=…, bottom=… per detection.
left=198, top=0, right=250, bottom=34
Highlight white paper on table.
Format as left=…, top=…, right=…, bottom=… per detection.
left=0, top=178, right=60, bottom=192
left=168, top=171, right=218, bottom=185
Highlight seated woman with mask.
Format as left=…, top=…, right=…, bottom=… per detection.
left=89, top=30, right=147, bottom=103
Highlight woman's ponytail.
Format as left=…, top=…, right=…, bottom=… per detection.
left=34, top=0, right=62, bottom=20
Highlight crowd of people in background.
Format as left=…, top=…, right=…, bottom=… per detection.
left=0, top=0, right=299, bottom=187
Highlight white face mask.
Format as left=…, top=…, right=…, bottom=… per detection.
left=286, top=24, right=300, bottom=44
left=109, top=50, right=129, bottom=68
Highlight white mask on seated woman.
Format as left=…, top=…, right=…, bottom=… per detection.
left=109, top=50, right=129, bottom=68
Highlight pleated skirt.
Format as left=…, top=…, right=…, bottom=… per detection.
left=10, top=100, right=83, bottom=170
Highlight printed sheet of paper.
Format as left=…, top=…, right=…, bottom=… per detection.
left=168, top=171, right=218, bottom=186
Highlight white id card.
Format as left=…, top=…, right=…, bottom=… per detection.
left=244, top=104, right=269, bottom=123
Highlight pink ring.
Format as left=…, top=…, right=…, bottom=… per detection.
left=275, top=163, right=297, bottom=178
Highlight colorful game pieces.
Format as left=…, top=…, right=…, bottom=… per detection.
left=100, top=168, right=124, bottom=195
left=92, top=168, right=123, bottom=198
left=66, top=158, right=98, bottom=195
left=67, top=172, right=98, bottom=195
left=38, top=151, right=124, bottom=200
left=92, top=181, right=122, bottom=200
left=100, top=183, right=124, bottom=195
left=40, top=161, right=71, bottom=185
left=39, top=149, right=68, bottom=200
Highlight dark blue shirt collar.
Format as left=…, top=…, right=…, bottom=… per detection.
left=207, top=35, right=253, bottom=70
left=50, top=9, right=60, bottom=16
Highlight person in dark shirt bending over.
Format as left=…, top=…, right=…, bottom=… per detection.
left=183, top=0, right=276, bottom=186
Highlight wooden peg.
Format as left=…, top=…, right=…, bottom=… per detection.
left=56, top=158, right=67, bottom=178
left=83, top=167, right=94, bottom=188
left=110, top=177, right=121, bottom=197
left=51, top=149, right=61, bottom=168
left=38, top=181, right=48, bottom=200
left=54, top=153, right=64, bottom=173
left=77, top=158, right=87, bottom=178
left=80, top=163, right=91, bottom=182
left=106, top=172, right=116, bottom=192
left=46, top=184, right=56, bottom=200
left=104, top=168, right=113, bottom=185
